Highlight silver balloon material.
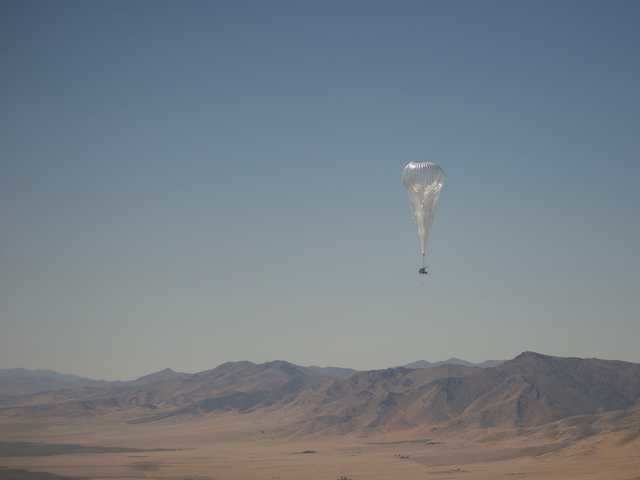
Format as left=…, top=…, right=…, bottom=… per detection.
left=402, top=161, right=445, bottom=267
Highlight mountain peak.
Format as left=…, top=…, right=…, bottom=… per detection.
left=133, top=368, right=185, bottom=384
left=441, top=357, right=475, bottom=367
left=513, top=351, right=552, bottom=361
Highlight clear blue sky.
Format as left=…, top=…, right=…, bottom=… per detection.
left=2, top=1, right=639, bottom=380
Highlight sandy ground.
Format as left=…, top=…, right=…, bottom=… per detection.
left=1, top=410, right=639, bottom=480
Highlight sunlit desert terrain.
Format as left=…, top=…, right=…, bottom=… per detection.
left=2, top=405, right=639, bottom=480
left=2, top=353, right=640, bottom=479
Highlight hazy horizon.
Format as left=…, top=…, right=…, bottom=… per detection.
left=1, top=350, right=633, bottom=385
left=3, top=1, right=640, bottom=380
left=0, top=353, right=511, bottom=382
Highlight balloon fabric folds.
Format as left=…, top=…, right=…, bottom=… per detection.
left=402, top=161, right=445, bottom=267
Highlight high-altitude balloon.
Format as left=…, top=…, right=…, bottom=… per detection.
left=402, top=161, right=445, bottom=269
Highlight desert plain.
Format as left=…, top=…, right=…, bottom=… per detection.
left=2, top=353, right=640, bottom=479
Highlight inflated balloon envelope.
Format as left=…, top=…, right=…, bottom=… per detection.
left=402, top=161, right=445, bottom=273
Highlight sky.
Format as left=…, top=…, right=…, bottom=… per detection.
left=2, top=1, right=639, bottom=380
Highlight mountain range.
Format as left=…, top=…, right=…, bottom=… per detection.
left=2, top=352, right=640, bottom=438
left=0, top=357, right=497, bottom=399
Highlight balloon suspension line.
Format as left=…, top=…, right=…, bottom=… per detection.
left=422, top=254, right=426, bottom=269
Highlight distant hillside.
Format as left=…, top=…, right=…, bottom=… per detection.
left=305, top=366, right=356, bottom=378
left=294, top=352, right=640, bottom=433
left=292, top=364, right=479, bottom=434
left=0, top=361, right=346, bottom=418
left=451, top=352, right=640, bottom=428
left=3, top=353, right=640, bottom=437
left=130, top=368, right=191, bottom=385
left=0, top=368, right=104, bottom=398
left=404, top=358, right=504, bottom=369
